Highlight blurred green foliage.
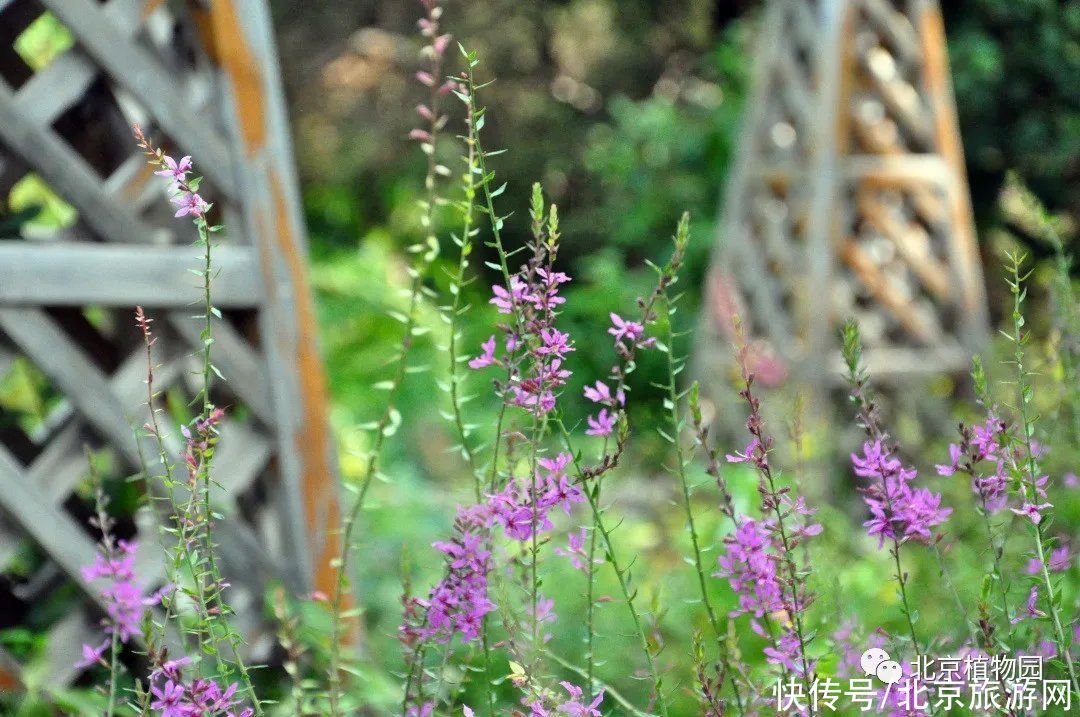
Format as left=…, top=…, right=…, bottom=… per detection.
left=281, top=1, right=1080, bottom=713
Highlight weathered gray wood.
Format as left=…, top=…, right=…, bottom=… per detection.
left=843, top=154, right=951, bottom=183
left=0, top=81, right=167, bottom=247
left=0, top=447, right=105, bottom=608
left=0, top=242, right=263, bottom=308
left=0, top=310, right=281, bottom=609
left=0, top=308, right=144, bottom=459
left=695, top=0, right=986, bottom=398
left=38, top=0, right=238, bottom=200
left=221, top=0, right=341, bottom=595
left=14, top=0, right=150, bottom=128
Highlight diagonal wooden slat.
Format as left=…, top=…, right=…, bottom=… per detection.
left=0, top=0, right=340, bottom=682
left=0, top=308, right=276, bottom=568
left=0, top=81, right=165, bottom=247
left=14, top=0, right=154, bottom=128
left=38, top=0, right=237, bottom=200
left=0, top=308, right=142, bottom=456
left=0, top=447, right=106, bottom=610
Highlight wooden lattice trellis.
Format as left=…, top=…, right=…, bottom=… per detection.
left=0, top=0, right=339, bottom=687
left=696, top=0, right=988, bottom=395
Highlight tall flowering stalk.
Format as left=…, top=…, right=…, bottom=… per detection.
left=133, top=126, right=262, bottom=714
left=1000, top=252, right=1080, bottom=697
left=459, top=49, right=569, bottom=704
left=326, top=2, right=455, bottom=711
left=541, top=222, right=690, bottom=716
left=78, top=465, right=164, bottom=716
left=718, top=330, right=820, bottom=712
left=841, top=320, right=950, bottom=714
left=936, top=357, right=1014, bottom=625
left=655, top=218, right=745, bottom=714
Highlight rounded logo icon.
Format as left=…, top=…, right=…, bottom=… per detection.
left=860, top=647, right=890, bottom=676
left=875, top=659, right=903, bottom=685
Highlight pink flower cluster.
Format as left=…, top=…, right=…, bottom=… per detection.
left=403, top=452, right=587, bottom=648
left=715, top=511, right=819, bottom=676
left=936, top=415, right=1011, bottom=512
left=715, top=518, right=783, bottom=618
left=78, top=540, right=167, bottom=666
left=149, top=657, right=252, bottom=717
left=489, top=453, right=584, bottom=541
left=553, top=527, right=600, bottom=572
left=852, top=440, right=951, bottom=548
left=409, top=504, right=495, bottom=645
left=470, top=268, right=573, bottom=416
left=155, top=155, right=209, bottom=219
left=578, top=311, right=654, bottom=438
left=582, top=377, right=625, bottom=438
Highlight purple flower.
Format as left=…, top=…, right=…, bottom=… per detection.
left=148, top=658, right=250, bottom=717
left=469, top=335, right=497, bottom=369
left=934, top=443, right=964, bottom=477
left=1011, top=501, right=1053, bottom=525
left=556, top=682, right=604, bottom=716
left=764, top=627, right=815, bottom=676
left=170, top=191, right=209, bottom=218
left=488, top=453, right=581, bottom=543
left=972, top=466, right=1010, bottom=513
left=725, top=438, right=761, bottom=465
left=583, top=380, right=624, bottom=406
left=554, top=528, right=598, bottom=572
left=537, top=328, right=574, bottom=358
left=531, top=268, right=570, bottom=311
left=1049, top=545, right=1071, bottom=571
left=585, top=408, right=616, bottom=437
left=715, top=518, right=784, bottom=617
left=153, top=155, right=191, bottom=184
left=1011, top=585, right=1046, bottom=623
left=938, top=416, right=1015, bottom=513
left=607, top=312, right=644, bottom=346
left=1027, top=545, right=1070, bottom=574
left=75, top=639, right=110, bottom=669
left=80, top=540, right=166, bottom=647
left=1064, top=472, right=1079, bottom=489
left=490, top=277, right=529, bottom=314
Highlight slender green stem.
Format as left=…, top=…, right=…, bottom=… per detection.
left=1005, top=254, right=1080, bottom=697
left=543, top=649, right=652, bottom=717
left=195, top=219, right=263, bottom=714
left=557, top=421, right=668, bottom=717
left=105, top=609, right=121, bottom=716
left=931, top=542, right=973, bottom=640
left=328, top=280, right=422, bottom=713
left=659, top=291, right=745, bottom=715
left=329, top=14, right=451, bottom=708
left=976, top=493, right=1012, bottom=623
left=586, top=482, right=600, bottom=695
